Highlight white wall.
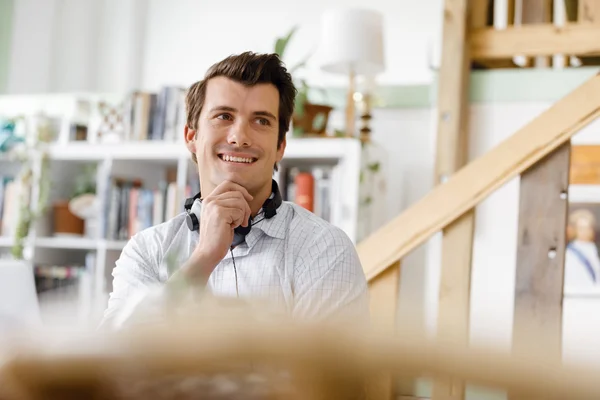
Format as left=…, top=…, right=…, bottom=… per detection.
left=7, top=0, right=58, bottom=93
left=6, top=0, right=443, bottom=93
left=6, top=0, right=147, bottom=94
left=140, top=0, right=443, bottom=91
left=326, top=106, right=438, bottom=329
left=466, top=102, right=551, bottom=349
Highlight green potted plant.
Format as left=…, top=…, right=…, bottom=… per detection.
left=53, top=164, right=97, bottom=237
left=274, top=26, right=333, bottom=137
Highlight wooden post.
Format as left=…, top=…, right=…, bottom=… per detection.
left=578, top=0, right=600, bottom=66
left=510, top=142, right=570, bottom=399
left=431, top=0, right=476, bottom=399
left=579, top=0, right=600, bottom=22
left=472, top=0, right=519, bottom=69
left=367, top=261, right=400, bottom=400
left=521, top=0, right=554, bottom=67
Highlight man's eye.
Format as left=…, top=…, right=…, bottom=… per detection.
left=257, top=118, right=270, bottom=126
left=217, top=113, right=232, bottom=120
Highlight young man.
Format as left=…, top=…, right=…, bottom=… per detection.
left=100, top=52, right=369, bottom=329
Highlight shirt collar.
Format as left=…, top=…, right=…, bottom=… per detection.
left=247, top=201, right=290, bottom=241
left=188, top=197, right=290, bottom=253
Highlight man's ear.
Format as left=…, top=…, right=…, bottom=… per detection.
left=276, top=136, right=286, bottom=163
left=184, top=125, right=196, bottom=153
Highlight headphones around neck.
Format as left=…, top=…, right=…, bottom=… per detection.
left=184, top=179, right=283, bottom=238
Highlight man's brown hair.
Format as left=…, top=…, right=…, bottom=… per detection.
left=185, top=51, right=297, bottom=164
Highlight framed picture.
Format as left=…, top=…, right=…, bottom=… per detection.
left=565, top=196, right=600, bottom=290
left=565, top=145, right=600, bottom=291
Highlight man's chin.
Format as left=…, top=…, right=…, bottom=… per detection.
left=211, top=173, right=250, bottom=191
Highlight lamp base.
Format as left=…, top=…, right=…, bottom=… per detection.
left=345, top=70, right=356, bottom=138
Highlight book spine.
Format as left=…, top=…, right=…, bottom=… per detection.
left=294, top=172, right=315, bottom=212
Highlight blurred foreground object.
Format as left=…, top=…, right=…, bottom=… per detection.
left=2, top=293, right=600, bottom=399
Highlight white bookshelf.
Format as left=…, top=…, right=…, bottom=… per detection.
left=46, top=141, right=186, bottom=161
left=34, top=236, right=98, bottom=250
left=0, top=93, right=385, bottom=329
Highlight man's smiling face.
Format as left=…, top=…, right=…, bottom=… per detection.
left=187, top=76, right=286, bottom=198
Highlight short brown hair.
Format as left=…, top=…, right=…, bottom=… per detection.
left=185, top=51, right=296, bottom=163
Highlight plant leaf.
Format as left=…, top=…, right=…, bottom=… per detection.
left=367, top=162, right=380, bottom=172
left=274, top=26, right=298, bottom=59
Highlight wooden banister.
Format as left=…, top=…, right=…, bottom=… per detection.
left=358, top=72, right=600, bottom=282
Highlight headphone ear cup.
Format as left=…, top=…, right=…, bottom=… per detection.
left=185, top=198, right=202, bottom=231
left=186, top=213, right=199, bottom=231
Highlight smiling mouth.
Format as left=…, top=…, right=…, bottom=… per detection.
left=218, top=154, right=257, bottom=164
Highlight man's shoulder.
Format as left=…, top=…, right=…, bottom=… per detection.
left=128, top=212, right=190, bottom=250
left=284, top=201, right=354, bottom=248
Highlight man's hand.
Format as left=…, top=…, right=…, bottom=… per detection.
left=184, top=181, right=253, bottom=281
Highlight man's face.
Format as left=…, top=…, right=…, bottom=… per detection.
left=186, top=76, right=286, bottom=197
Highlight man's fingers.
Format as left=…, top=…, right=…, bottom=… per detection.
left=212, top=198, right=251, bottom=227
left=209, top=180, right=253, bottom=202
left=211, top=194, right=251, bottom=226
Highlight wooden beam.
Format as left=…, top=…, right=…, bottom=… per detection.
left=367, top=262, right=400, bottom=400
left=431, top=0, right=474, bottom=399
left=357, top=73, right=600, bottom=282
left=470, top=23, right=600, bottom=60
left=510, top=142, right=570, bottom=399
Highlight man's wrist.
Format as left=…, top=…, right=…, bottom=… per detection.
left=181, top=250, right=216, bottom=285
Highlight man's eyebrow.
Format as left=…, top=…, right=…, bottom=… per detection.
left=254, top=111, right=277, bottom=121
left=209, top=105, right=237, bottom=113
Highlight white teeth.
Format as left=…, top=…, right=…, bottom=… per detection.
left=222, top=155, right=253, bottom=163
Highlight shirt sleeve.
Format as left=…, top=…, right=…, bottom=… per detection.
left=291, top=225, right=370, bottom=326
left=99, top=232, right=167, bottom=330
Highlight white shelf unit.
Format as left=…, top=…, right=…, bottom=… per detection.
left=0, top=93, right=384, bottom=328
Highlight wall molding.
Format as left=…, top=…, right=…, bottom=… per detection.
left=310, top=67, right=600, bottom=110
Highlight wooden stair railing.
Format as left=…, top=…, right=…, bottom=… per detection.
left=358, top=72, right=600, bottom=283
left=359, top=71, right=600, bottom=399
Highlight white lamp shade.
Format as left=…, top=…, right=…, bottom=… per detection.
left=319, top=8, right=385, bottom=76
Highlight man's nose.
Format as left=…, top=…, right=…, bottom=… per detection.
left=227, top=121, right=252, bottom=147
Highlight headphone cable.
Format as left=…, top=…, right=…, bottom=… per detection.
left=230, top=247, right=239, bottom=297
left=229, top=215, right=268, bottom=298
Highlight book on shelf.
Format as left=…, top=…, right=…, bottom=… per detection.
left=100, top=173, right=200, bottom=241
left=102, top=178, right=173, bottom=241
left=283, top=165, right=332, bottom=223
left=120, top=86, right=187, bottom=143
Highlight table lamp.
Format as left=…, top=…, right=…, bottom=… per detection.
left=319, top=8, right=385, bottom=137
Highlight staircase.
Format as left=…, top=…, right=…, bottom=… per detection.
left=358, top=71, right=600, bottom=399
